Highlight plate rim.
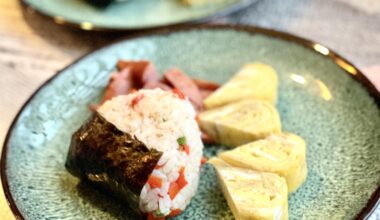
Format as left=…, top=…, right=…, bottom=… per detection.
left=19, top=0, right=260, bottom=32
left=1, top=24, right=379, bottom=220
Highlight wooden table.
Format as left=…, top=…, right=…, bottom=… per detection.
left=1, top=0, right=379, bottom=219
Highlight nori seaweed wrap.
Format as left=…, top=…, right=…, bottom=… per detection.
left=65, top=112, right=163, bottom=213
left=66, top=89, right=204, bottom=218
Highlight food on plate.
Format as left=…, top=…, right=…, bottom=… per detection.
left=116, top=60, right=160, bottom=88
left=92, top=59, right=220, bottom=143
left=93, top=60, right=160, bottom=108
left=198, top=99, right=281, bottom=147
left=192, top=78, right=220, bottom=91
left=200, top=62, right=307, bottom=219
left=93, top=60, right=219, bottom=112
left=71, top=58, right=306, bottom=219
left=66, top=89, right=204, bottom=218
left=203, top=63, right=278, bottom=109
left=218, top=133, right=307, bottom=193
left=209, top=158, right=288, bottom=220
left=163, top=68, right=203, bottom=111
left=65, top=112, right=161, bottom=212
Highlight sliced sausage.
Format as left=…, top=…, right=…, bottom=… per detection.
left=200, top=89, right=214, bottom=100
left=143, top=82, right=172, bottom=91
left=100, top=67, right=133, bottom=105
left=192, top=78, right=220, bottom=91
left=201, top=132, right=215, bottom=145
left=117, top=60, right=160, bottom=88
left=163, top=68, right=203, bottom=110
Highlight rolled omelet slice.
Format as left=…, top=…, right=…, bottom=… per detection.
left=209, top=158, right=288, bottom=220
left=204, top=63, right=278, bottom=109
left=198, top=99, right=281, bottom=147
left=219, top=133, right=307, bottom=193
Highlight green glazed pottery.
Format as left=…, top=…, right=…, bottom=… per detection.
left=22, top=0, right=257, bottom=31
left=1, top=25, right=379, bottom=220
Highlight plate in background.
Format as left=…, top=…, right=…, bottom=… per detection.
left=21, top=0, right=258, bottom=31
left=1, top=25, right=380, bottom=219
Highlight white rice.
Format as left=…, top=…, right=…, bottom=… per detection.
left=98, top=89, right=204, bottom=217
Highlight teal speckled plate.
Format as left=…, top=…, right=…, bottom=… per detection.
left=21, top=0, right=257, bottom=31
left=1, top=25, right=380, bottom=220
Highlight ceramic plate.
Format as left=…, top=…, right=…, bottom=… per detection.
left=21, top=0, right=257, bottom=31
left=1, top=25, right=380, bottom=220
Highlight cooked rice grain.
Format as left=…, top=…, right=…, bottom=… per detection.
left=98, top=89, right=204, bottom=216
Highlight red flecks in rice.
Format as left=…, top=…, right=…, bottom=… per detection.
left=201, top=156, right=208, bottom=166
left=169, top=182, right=180, bottom=200
left=131, top=94, right=145, bottom=108
left=168, top=209, right=182, bottom=217
left=148, top=175, right=163, bottom=189
left=172, top=88, right=186, bottom=100
left=195, top=114, right=200, bottom=123
left=177, top=167, right=188, bottom=190
left=155, top=164, right=163, bottom=170
left=147, top=212, right=164, bottom=220
left=183, top=144, right=190, bottom=155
